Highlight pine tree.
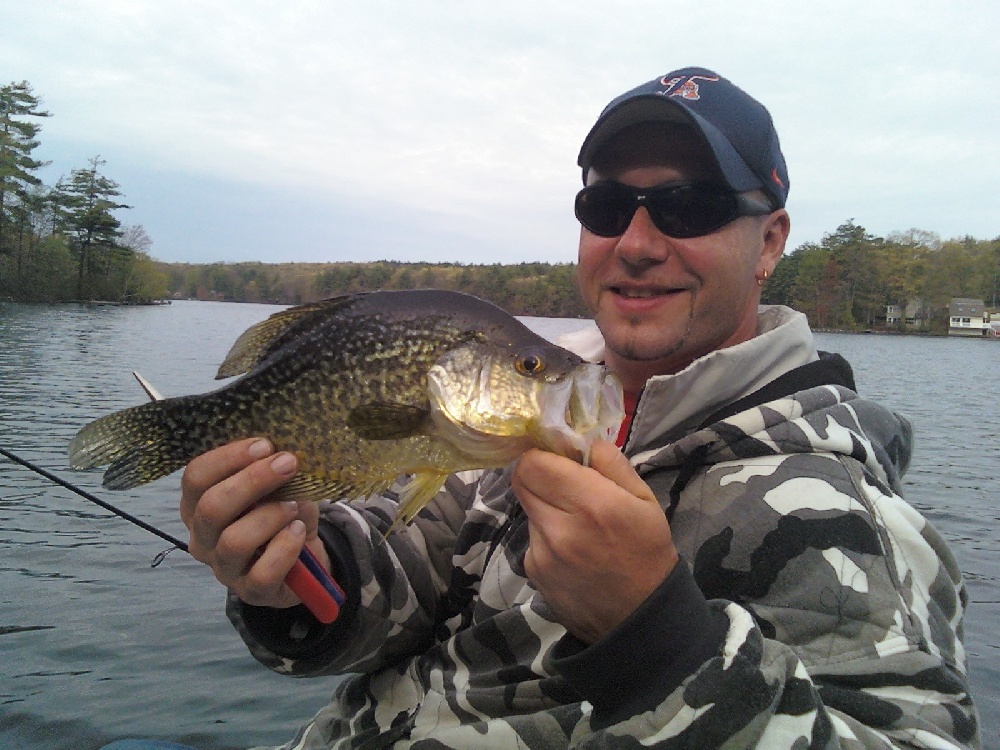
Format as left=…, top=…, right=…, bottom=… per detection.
left=0, top=80, right=51, bottom=257
left=52, top=156, right=130, bottom=300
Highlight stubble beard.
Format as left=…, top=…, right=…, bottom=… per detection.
left=606, top=310, right=695, bottom=364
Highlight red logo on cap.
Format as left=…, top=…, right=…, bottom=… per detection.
left=771, top=167, right=784, bottom=188
left=658, top=74, right=720, bottom=101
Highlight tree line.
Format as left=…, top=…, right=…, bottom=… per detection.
left=159, top=260, right=590, bottom=317
left=3, top=80, right=998, bottom=328
left=0, top=81, right=167, bottom=303
left=160, top=220, right=1000, bottom=329
left=762, top=221, right=1000, bottom=333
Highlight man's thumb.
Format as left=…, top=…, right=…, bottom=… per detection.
left=587, top=440, right=657, bottom=503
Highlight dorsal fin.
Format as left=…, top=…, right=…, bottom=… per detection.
left=215, top=295, right=360, bottom=379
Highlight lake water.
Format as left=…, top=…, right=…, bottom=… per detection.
left=0, top=300, right=996, bottom=749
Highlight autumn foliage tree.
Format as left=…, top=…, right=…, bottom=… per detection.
left=766, top=220, right=1000, bottom=332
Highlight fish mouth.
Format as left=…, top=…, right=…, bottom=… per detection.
left=535, top=364, right=623, bottom=464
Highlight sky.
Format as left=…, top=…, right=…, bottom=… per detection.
left=2, top=1, right=998, bottom=266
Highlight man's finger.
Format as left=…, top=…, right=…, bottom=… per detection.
left=186, top=450, right=299, bottom=554
left=238, top=520, right=308, bottom=605
left=180, top=438, right=273, bottom=524
left=586, top=440, right=657, bottom=503
left=211, top=501, right=299, bottom=581
left=513, top=450, right=585, bottom=513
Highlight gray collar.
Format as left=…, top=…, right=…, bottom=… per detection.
left=556, top=306, right=818, bottom=457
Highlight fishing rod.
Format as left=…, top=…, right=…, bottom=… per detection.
left=0, top=444, right=189, bottom=553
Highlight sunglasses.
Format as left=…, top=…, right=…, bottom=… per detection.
left=574, top=180, right=774, bottom=239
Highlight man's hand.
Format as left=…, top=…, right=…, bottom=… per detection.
left=179, top=437, right=329, bottom=609
left=512, top=440, right=678, bottom=644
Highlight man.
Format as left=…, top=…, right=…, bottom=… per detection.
left=168, top=68, right=979, bottom=748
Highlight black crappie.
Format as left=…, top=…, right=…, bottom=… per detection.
left=69, top=290, right=623, bottom=529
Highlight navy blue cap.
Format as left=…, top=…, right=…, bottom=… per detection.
left=578, top=67, right=789, bottom=208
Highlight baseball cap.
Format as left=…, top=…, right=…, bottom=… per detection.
left=577, top=67, right=789, bottom=208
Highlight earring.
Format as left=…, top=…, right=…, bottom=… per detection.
left=756, top=269, right=769, bottom=287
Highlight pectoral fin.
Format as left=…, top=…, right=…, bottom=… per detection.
left=347, top=403, right=430, bottom=440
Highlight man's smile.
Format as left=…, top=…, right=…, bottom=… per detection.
left=606, top=284, right=689, bottom=301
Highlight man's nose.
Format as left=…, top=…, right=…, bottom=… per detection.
left=614, top=207, right=671, bottom=269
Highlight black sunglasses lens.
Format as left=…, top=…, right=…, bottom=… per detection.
left=575, top=182, right=741, bottom=238
left=575, top=184, right=636, bottom=237
left=646, top=184, right=737, bottom=238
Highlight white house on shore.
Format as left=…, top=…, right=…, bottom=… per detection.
left=884, top=298, right=994, bottom=335
left=948, top=298, right=988, bottom=337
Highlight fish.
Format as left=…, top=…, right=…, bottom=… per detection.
left=69, top=290, right=624, bottom=531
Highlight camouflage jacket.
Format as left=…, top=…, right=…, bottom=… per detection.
left=229, top=306, right=980, bottom=749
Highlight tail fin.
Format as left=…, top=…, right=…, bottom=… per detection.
left=69, top=397, right=203, bottom=490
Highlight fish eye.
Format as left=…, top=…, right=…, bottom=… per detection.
left=515, top=352, right=547, bottom=377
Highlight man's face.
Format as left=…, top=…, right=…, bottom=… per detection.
left=576, top=123, right=787, bottom=390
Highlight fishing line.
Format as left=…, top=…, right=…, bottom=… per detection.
left=0, top=445, right=189, bottom=559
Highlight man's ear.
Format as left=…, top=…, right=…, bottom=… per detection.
left=758, top=209, right=790, bottom=276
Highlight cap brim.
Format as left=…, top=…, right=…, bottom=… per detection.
left=577, top=95, right=691, bottom=172
left=577, top=95, right=763, bottom=196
